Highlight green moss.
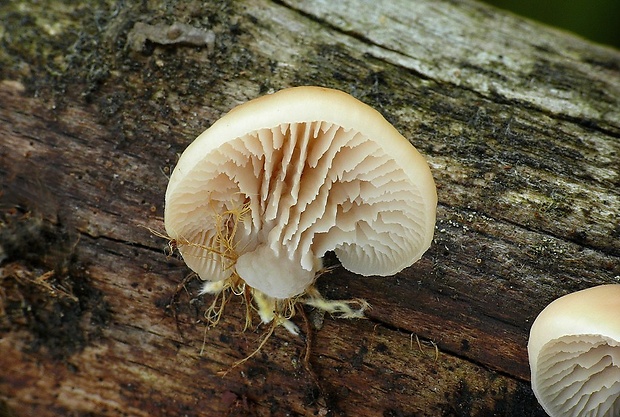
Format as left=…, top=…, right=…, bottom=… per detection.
left=0, top=1, right=111, bottom=95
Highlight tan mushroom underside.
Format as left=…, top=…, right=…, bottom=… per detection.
left=528, top=284, right=620, bottom=417
left=165, top=86, right=436, bottom=299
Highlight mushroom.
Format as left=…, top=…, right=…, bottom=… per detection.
left=528, top=284, right=620, bottom=417
left=164, top=86, right=436, bottom=330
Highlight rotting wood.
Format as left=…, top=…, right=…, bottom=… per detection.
left=1, top=0, right=619, bottom=416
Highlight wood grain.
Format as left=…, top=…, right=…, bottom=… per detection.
left=1, top=0, right=618, bottom=416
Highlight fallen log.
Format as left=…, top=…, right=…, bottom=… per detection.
left=1, top=0, right=618, bottom=415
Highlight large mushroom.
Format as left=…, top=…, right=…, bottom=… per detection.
left=528, top=284, right=620, bottom=417
left=164, top=86, right=436, bottom=330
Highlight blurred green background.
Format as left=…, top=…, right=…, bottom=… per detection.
left=482, top=0, right=620, bottom=49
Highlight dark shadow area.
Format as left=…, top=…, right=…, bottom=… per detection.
left=482, top=0, right=620, bottom=49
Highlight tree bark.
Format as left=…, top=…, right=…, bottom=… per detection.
left=1, top=0, right=618, bottom=416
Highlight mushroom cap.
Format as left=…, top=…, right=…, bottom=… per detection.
left=528, top=284, right=620, bottom=417
left=164, top=86, right=437, bottom=299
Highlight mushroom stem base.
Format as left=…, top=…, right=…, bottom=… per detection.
left=198, top=274, right=370, bottom=336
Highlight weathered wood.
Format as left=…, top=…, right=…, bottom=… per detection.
left=1, top=0, right=618, bottom=416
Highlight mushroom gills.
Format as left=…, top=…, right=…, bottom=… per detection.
left=528, top=284, right=620, bottom=417
left=535, top=336, right=620, bottom=417
left=164, top=86, right=437, bottom=335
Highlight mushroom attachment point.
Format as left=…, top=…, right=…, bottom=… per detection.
left=528, top=284, right=620, bottom=417
left=164, top=86, right=437, bottom=332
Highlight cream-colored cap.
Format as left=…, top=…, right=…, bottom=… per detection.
left=165, top=86, right=437, bottom=299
